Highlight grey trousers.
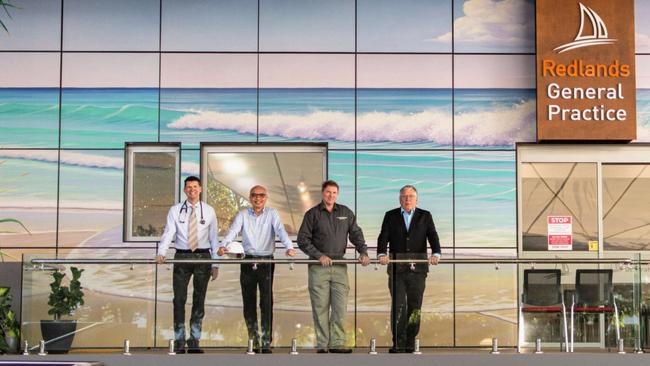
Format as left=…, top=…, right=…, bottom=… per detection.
left=308, top=264, right=349, bottom=349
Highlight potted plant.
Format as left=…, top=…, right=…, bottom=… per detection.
left=0, top=287, right=20, bottom=354
left=40, top=267, right=84, bottom=354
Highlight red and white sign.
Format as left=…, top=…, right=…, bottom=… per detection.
left=547, top=216, right=572, bottom=250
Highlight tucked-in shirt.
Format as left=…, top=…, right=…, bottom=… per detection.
left=298, top=202, right=367, bottom=260
left=157, top=200, right=219, bottom=261
left=219, top=207, right=293, bottom=256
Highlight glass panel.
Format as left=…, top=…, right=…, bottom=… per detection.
left=203, top=146, right=326, bottom=237
left=161, top=0, right=257, bottom=52
left=61, top=53, right=158, bottom=148
left=357, top=151, right=453, bottom=248
left=125, top=145, right=179, bottom=242
left=357, top=0, right=451, bottom=53
left=357, top=55, right=452, bottom=149
left=63, top=0, right=159, bottom=51
left=160, top=54, right=257, bottom=147
left=21, top=249, right=157, bottom=349
left=521, top=163, right=598, bottom=251
left=0, top=0, right=60, bottom=51
left=456, top=263, right=516, bottom=346
left=0, top=150, right=58, bottom=247
left=259, top=54, right=355, bottom=149
left=0, top=53, right=60, bottom=148
left=452, top=0, right=534, bottom=53
left=455, top=151, right=516, bottom=248
left=454, top=55, right=536, bottom=149
left=603, top=164, right=650, bottom=251
left=259, top=0, right=354, bottom=52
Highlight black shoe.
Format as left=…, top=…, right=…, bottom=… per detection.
left=388, top=348, right=399, bottom=353
left=253, top=348, right=261, bottom=354
left=176, top=348, right=186, bottom=354
left=329, top=348, right=353, bottom=353
left=317, top=349, right=328, bottom=353
left=406, top=348, right=415, bottom=353
left=262, top=348, right=273, bottom=354
left=187, top=348, right=204, bottom=354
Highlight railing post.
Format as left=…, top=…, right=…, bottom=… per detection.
left=412, top=339, right=422, bottom=355
left=122, top=339, right=131, bottom=355
left=246, top=339, right=256, bottom=355
left=368, top=338, right=377, bottom=355
left=534, top=338, right=543, bottom=354
left=290, top=338, right=299, bottom=355
left=490, top=338, right=500, bottom=354
left=168, top=339, right=176, bottom=355
left=37, top=340, right=47, bottom=356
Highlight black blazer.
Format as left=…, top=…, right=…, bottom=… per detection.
left=377, top=207, right=441, bottom=273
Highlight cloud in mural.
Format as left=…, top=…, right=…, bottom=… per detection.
left=637, top=32, right=650, bottom=53
left=431, top=0, right=534, bottom=52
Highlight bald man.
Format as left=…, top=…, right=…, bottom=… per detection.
left=218, top=185, right=295, bottom=353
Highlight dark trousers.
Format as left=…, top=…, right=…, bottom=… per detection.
left=388, top=271, right=427, bottom=351
left=240, top=260, right=275, bottom=349
left=173, top=251, right=212, bottom=349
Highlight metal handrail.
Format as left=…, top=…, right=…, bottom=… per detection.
left=29, top=257, right=636, bottom=265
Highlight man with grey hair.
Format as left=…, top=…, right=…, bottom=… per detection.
left=218, top=185, right=295, bottom=353
left=377, top=184, right=441, bottom=353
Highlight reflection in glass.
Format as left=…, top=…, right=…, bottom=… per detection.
left=455, top=264, right=516, bottom=346
left=22, top=250, right=156, bottom=348
left=202, top=145, right=326, bottom=236
left=127, top=148, right=179, bottom=241
left=521, top=163, right=598, bottom=251
left=603, top=164, right=650, bottom=250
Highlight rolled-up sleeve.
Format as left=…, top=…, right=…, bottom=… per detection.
left=157, top=207, right=176, bottom=257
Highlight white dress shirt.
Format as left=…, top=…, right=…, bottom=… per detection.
left=158, top=200, right=219, bottom=260
left=220, top=207, right=293, bottom=256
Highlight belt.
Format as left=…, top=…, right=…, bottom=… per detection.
left=246, top=254, right=273, bottom=259
left=176, top=248, right=211, bottom=253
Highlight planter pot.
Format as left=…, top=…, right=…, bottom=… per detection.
left=3, top=335, right=18, bottom=354
left=40, top=320, right=77, bottom=354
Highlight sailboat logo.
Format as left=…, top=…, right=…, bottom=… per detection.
left=554, top=2, right=617, bottom=53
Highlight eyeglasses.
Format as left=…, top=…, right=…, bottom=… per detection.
left=250, top=193, right=267, bottom=198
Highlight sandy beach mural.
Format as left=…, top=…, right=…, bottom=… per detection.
left=0, top=0, right=648, bottom=349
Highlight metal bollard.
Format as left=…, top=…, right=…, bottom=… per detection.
left=412, top=339, right=422, bottom=355
left=534, top=338, right=543, bottom=354
left=634, top=337, right=644, bottom=354
left=290, top=338, right=299, bottom=355
left=246, top=339, right=256, bottom=355
left=22, top=340, right=29, bottom=356
left=38, top=340, right=47, bottom=356
left=168, top=339, right=176, bottom=355
left=368, top=338, right=377, bottom=355
left=618, top=338, right=626, bottom=354
left=490, top=338, right=500, bottom=354
left=253, top=263, right=258, bottom=271
left=410, top=262, right=415, bottom=271
left=122, top=339, right=132, bottom=356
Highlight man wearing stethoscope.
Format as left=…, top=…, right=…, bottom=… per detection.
left=156, top=176, right=219, bottom=354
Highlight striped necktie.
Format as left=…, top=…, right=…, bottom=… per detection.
left=188, top=204, right=198, bottom=251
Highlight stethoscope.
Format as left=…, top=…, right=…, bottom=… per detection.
left=179, top=200, right=205, bottom=225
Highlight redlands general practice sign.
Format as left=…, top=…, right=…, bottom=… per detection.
left=536, top=0, right=636, bottom=141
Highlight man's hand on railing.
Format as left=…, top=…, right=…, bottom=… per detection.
left=429, top=255, right=440, bottom=265
left=156, top=255, right=165, bottom=264
left=217, top=247, right=228, bottom=256
left=378, top=256, right=389, bottom=265
left=319, top=255, right=332, bottom=266
left=286, top=248, right=296, bottom=257
left=359, top=253, right=370, bottom=266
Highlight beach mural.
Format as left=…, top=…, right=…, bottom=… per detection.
left=0, top=0, right=648, bottom=349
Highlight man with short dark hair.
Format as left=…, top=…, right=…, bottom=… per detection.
left=218, top=185, right=295, bottom=353
left=156, top=176, right=219, bottom=354
left=298, top=180, right=370, bottom=353
left=378, top=185, right=441, bottom=353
